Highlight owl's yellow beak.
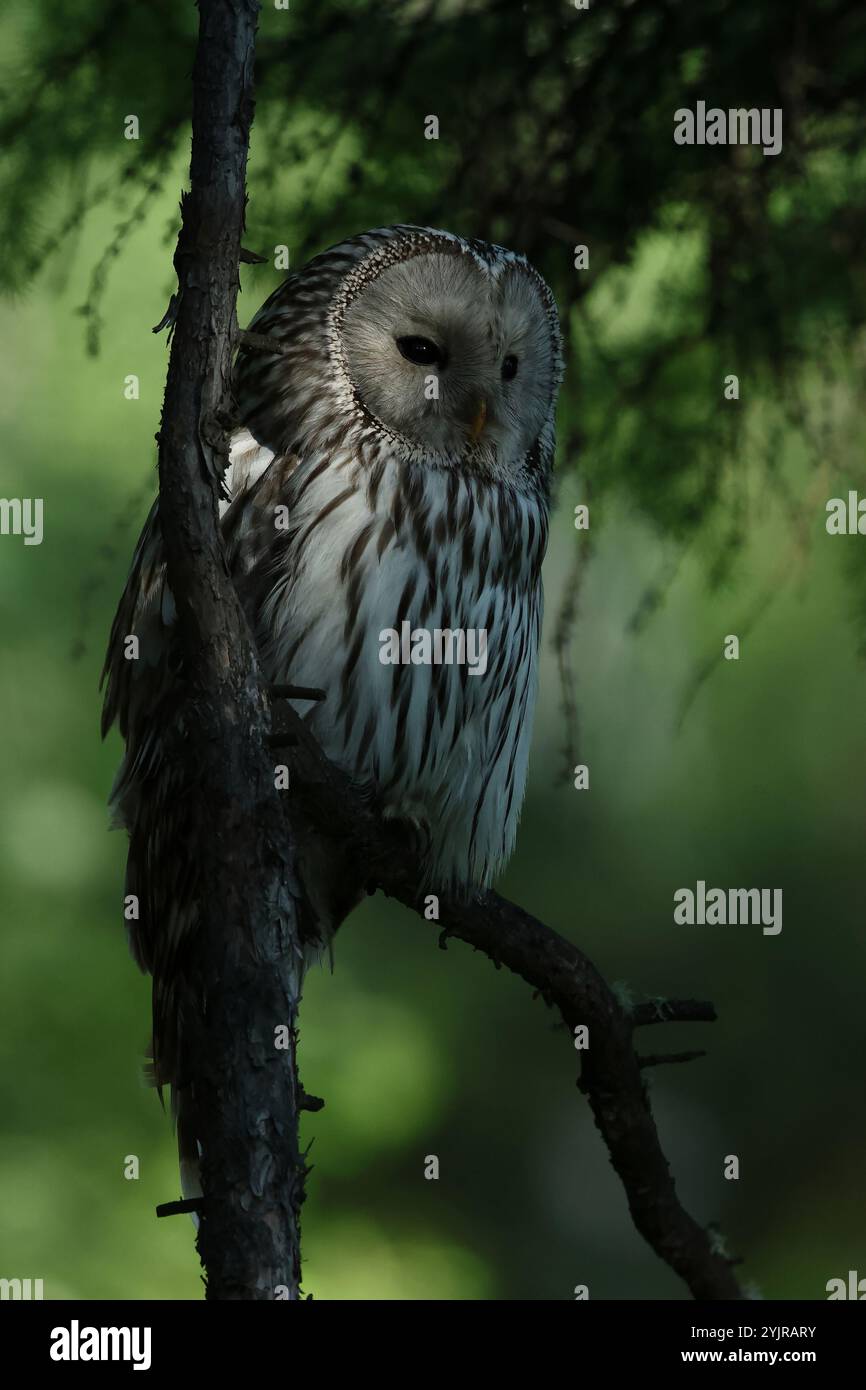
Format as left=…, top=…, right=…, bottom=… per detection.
left=468, top=399, right=488, bottom=442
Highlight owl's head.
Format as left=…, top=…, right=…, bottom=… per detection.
left=330, top=228, right=563, bottom=481
left=239, top=226, right=563, bottom=488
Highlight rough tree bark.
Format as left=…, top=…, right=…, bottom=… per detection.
left=155, top=0, right=305, bottom=1300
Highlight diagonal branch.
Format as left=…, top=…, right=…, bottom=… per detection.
left=279, top=699, right=744, bottom=1301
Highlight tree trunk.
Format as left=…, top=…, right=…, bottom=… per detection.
left=156, top=0, right=305, bottom=1300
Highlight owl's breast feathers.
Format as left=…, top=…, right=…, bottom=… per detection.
left=221, top=421, right=548, bottom=889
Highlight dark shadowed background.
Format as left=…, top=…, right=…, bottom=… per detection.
left=1, top=0, right=865, bottom=1298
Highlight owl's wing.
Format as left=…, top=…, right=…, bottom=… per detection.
left=219, top=427, right=277, bottom=513
left=100, top=427, right=277, bottom=756
left=100, top=426, right=286, bottom=1086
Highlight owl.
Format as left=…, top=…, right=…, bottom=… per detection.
left=102, top=224, right=563, bottom=1184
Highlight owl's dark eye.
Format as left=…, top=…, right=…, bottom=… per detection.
left=502, top=354, right=519, bottom=381
left=396, top=335, right=445, bottom=367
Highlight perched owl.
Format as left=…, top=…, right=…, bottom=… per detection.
left=102, top=224, right=563, bottom=1185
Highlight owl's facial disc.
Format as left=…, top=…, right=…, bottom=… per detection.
left=339, top=249, right=556, bottom=472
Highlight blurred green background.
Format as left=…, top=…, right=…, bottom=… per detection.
left=1, top=0, right=865, bottom=1299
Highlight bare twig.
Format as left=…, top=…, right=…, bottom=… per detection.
left=638, top=1050, right=708, bottom=1069
left=156, top=1198, right=205, bottom=1220
left=632, top=999, right=717, bottom=1027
